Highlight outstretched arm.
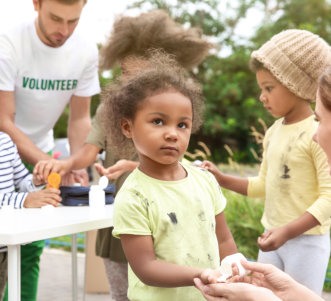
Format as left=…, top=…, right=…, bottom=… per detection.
left=94, top=159, right=139, bottom=180
left=121, top=234, right=210, bottom=287
left=34, top=143, right=100, bottom=183
left=199, top=161, right=248, bottom=195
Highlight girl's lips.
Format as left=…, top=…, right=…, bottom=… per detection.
left=161, top=146, right=178, bottom=151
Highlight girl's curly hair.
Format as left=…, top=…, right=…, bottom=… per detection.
left=99, top=10, right=214, bottom=70
left=100, top=55, right=204, bottom=158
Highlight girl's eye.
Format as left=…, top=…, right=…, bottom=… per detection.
left=265, top=86, right=273, bottom=92
left=178, top=122, right=187, bottom=129
left=153, top=119, right=163, bottom=125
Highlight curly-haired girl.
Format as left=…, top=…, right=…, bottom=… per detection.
left=102, top=60, right=237, bottom=301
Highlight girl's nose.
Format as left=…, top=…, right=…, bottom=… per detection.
left=259, top=94, right=267, bottom=103
left=165, top=127, right=178, bottom=140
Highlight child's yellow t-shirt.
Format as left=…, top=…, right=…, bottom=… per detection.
left=113, top=163, right=226, bottom=301
left=248, top=115, right=331, bottom=235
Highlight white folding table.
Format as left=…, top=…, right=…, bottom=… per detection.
left=0, top=205, right=114, bottom=301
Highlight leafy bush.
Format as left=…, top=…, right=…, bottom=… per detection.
left=223, top=188, right=264, bottom=260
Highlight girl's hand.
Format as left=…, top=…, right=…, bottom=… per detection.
left=257, top=227, right=290, bottom=251
left=24, top=188, right=62, bottom=208
left=199, top=268, right=222, bottom=285
left=199, top=160, right=219, bottom=175
left=197, top=160, right=226, bottom=187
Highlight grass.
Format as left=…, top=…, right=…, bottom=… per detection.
left=223, top=189, right=264, bottom=260
left=324, top=260, right=331, bottom=291
left=44, top=233, right=85, bottom=252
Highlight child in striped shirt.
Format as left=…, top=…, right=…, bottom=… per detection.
left=0, top=131, right=61, bottom=300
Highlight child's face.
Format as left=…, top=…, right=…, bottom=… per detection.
left=256, top=69, right=305, bottom=120
left=313, top=93, right=331, bottom=174
left=123, top=91, right=193, bottom=166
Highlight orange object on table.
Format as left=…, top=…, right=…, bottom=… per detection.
left=46, top=172, right=61, bottom=189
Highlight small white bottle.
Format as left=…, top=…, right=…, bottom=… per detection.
left=89, top=185, right=105, bottom=207
left=89, top=176, right=108, bottom=207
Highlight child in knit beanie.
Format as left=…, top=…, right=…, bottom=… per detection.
left=199, top=29, right=331, bottom=295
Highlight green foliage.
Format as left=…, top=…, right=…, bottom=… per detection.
left=192, top=49, right=273, bottom=162
left=222, top=188, right=264, bottom=260
left=54, top=0, right=331, bottom=164
left=325, top=260, right=331, bottom=291
left=251, top=0, right=331, bottom=46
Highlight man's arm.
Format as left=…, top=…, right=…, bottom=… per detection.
left=67, top=95, right=92, bottom=154
left=0, top=90, right=51, bottom=165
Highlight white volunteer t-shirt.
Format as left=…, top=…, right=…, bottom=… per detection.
left=0, top=19, right=100, bottom=152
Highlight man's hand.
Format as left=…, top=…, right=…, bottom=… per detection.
left=34, top=158, right=72, bottom=182
left=94, top=159, right=139, bottom=180
left=61, top=169, right=89, bottom=186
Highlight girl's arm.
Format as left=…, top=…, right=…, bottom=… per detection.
left=257, top=212, right=320, bottom=251
left=120, top=234, right=209, bottom=287
left=215, top=212, right=238, bottom=260
left=200, top=161, right=248, bottom=195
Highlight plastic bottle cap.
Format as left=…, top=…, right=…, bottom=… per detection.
left=98, top=176, right=108, bottom=189
left=47, top=172, right=61, bottom=189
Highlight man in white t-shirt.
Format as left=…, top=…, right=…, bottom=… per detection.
left=0, top=0, right=100, bottom=300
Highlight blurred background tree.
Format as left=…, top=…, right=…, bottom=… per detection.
left=54, top=0, right=331, bottom=163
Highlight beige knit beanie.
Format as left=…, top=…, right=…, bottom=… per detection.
left=251, top=29, right=331, bottom=102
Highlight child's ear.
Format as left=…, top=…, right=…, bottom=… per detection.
left=121, top=118, right=133, bottom=138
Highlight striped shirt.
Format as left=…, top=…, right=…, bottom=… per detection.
left=0, top=132, right=39, bottom=252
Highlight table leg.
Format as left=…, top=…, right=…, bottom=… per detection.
left=72, top=234, right=78, bottom=301
left=7, top=245, right=20, bottom=301
left=82, top=232, right=87, bottom=301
